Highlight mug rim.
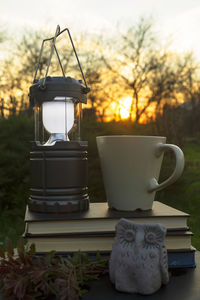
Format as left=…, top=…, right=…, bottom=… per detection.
left=96, top=135, right=166, bottom=139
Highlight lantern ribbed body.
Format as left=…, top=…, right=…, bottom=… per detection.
left=28, top=141, right=89, bottom=213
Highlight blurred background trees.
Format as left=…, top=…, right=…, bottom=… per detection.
left=0, top=18, right=199, bottom=142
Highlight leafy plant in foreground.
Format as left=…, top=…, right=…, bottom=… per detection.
left=0, top=238, right=108, bottom=300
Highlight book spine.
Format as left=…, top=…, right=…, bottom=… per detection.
left=34, top=250, right=196, bottom=268
left=24, top=230, right=193, bottom=238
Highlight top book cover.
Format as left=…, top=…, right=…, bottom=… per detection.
left=25, top=201, right=189, bottom=221
left=25, top=201, right=189, bottom=235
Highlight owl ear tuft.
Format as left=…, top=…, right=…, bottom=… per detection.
left=157, top=224, right=167, bottom=235
left=116, top=218, right=129, bottom=230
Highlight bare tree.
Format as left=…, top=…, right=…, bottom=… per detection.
left=101, top=18, right=162, bottom=123
left=153, top=52, right=200, bottom=143
left=176, top=53, right=200, bottom=134
left=0, top=28, right=78, bottom=115
left=147, top=51, right=181, bottom=114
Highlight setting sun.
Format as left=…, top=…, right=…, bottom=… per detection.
left=119, top=97, right=132, bottom=119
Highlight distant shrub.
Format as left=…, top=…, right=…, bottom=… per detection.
left=0, top=115, right=33, bottom=214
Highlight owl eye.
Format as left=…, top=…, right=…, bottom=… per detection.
left=117, top=225, right=136, bottom=247
left=124, top=229, right=136, bottom=242
left=145, top=232, right=156, bottom=245
left=143, top=226, right=164, bottom=248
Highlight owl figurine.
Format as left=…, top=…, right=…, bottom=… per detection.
left=109, top=218, right=169, bottom=295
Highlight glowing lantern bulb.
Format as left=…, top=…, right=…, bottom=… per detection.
left=42, top=97, right=74, bottom=144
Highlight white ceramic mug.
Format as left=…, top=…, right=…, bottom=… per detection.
left=96, top=136, right=184, bottom=211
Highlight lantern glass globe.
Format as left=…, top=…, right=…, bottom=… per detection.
left=42, top=97, right=74, bottom=144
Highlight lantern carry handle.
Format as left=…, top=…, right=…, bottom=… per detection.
left=33, top=25, right=89, bottom=91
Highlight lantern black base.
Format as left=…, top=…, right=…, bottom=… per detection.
left=28, top=197, right=89, bottom=213
left=29, top=141, right=89, bottom=214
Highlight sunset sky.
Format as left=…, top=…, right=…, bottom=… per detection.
left=1, top=0, right=200, bottom=56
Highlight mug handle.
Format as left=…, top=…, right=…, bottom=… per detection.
left=148, top=143, right=185, bottom=193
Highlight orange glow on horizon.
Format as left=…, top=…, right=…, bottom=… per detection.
left=119, top=96, right=132, bottom=119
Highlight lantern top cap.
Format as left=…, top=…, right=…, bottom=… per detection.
left=29, top=76, right=90, bottom=106
left=29, top=25, right=90, bottom=106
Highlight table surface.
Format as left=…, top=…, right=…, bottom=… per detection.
left=83, top=251, right=200, bottom=300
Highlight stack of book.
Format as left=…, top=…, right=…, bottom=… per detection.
left=24, top=201, right=196, bottom=268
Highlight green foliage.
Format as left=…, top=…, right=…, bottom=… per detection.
left=0, top=114, right=33, bottom=247
left=0, top=210, right=24, bottom=248
left=0, top=114, right=33, bottom=213
left=0, top=238, right=108, bottom=300
left=156, top=142, right=200, bottom=250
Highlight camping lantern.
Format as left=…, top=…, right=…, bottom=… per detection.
left=28, top=26, right=90, bottom=213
